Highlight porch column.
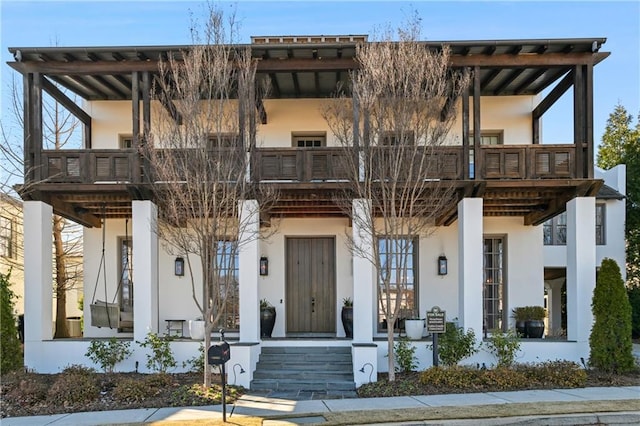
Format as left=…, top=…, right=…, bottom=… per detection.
left=238, top=199, right=260, bottom=342
left=352, top=199, right=377, bottom=385
left=566, top=197, right=595, bottom=342
left=132, top=200, right=159, bottom=342
left=23, top=201, right=53, bottom=350
left=457, top=198, right=483, bottom=338
left=352, top=199, right=375, bottom=342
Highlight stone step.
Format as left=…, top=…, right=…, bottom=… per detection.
left=250, top=378, right=356, bottom=391
left=252, top=369, right=353, bottom=380
left=256, top=361, right=352, bottom=371
left=250, top=345, right=355, bottom=392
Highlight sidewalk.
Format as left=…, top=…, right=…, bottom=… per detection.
left=2, top=386, right=639, bottom=426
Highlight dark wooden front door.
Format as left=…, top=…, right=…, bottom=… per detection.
left=286, top=237, right=336, bottom=335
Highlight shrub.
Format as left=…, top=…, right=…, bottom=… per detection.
left=393, top=337, right=418, bottom=372
left=1, top=271, right=22, bottom=374
left=138, top=332, right=177, bottom=373
left=420, top=360, right=587, bottom=391
left=483, top=328, right=521, bottom=367
left=170, top=383, right=243, bottom=406
left=628, top=284, right=640, bottom=339
left=589, top=258, right=635, bottom=373
left=183, top=343, right=205, bottom=373
left=112, top=374, right=172, bottom=403
left=85, top=338, right=132, bottom=373
left=47, top=367, right=100, bottom=406
left=431, top=322, right=478, bottom=366
left=4, top=371, right=49, bottom=406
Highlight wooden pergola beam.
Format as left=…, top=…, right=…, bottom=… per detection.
left=9, top=52, right=609, bottom=75
left=41, top=76, right=91, bottom=126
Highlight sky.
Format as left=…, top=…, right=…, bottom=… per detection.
left=1, top=0, right=639, bottom=150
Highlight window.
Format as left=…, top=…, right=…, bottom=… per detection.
left=484, top=237, right=505, bottom=333
left=119, top=135, right=133, bottom=149
left=292, top=132, right=326, bottom=147
left=214, top=240, right=240, bottom=330
left=595, top=204, right=605, bottom=245
left=377, top=237, right=417, bottom=331
left=119, top=238, right=133, bottom=312
left=208, top=133, right=239, bottom=148
left=470, top=131, right=504, bottom=145
left=469, top=131, right=504, bottom=178
left=0, top=216, right=15, bottom=258
left=380, top=131, right=415, bottom=146
left=543, top=213, right=566, bottom=245
left=543, top=205, right=605, bottom=246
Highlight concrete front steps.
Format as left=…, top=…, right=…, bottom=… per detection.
left=250, top=346, right=355, bottom=392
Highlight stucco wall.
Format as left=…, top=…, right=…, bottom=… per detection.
left=88, top=96, right=538, bottom=149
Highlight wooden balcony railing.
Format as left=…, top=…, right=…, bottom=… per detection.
left=35, top=144, right=580, bottom=186
left=41, top=149, right=136, bottom=183
left=479, top=144, right=575, bottom=180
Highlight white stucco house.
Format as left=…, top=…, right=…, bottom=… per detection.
left=8, top=35, right=621, bottom=389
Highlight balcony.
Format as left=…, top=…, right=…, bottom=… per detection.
left=37, top=144, right=580, bottom=184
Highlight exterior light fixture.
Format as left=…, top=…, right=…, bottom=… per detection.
left=438, top=255, right=448, bottom=276
left=260, top=257, right=268, bottom=276
left=175, top=257, right=185, bottom=276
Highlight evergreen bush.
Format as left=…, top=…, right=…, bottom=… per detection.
left=392, top=337, right=418, bottom=372
left=628, top=284, right=640, bottom=339
left=1, top=271, right=22, bottom=374
left=138, top=332, right=177, bottom=373
left=589, top=258, right=635, bottom=372
left=85, top=338, right=132, bottom=373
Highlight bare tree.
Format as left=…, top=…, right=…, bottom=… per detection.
left=324, top=19, right=470, bottom=380
left=1, top=76, right=84, bottom=338
left=143, top=5, right=274, bottom=387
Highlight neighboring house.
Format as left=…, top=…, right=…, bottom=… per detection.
left=0, top=193, right=24, bottom=316
left=8, top=36, right=616, bottom=387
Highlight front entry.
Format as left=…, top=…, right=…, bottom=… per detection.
left=286, top=237, right=336, bottom=335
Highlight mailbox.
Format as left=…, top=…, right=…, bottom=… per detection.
left=208, top=342, right=230, bottom=365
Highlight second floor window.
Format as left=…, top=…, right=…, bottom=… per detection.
left=0, top=216, right=15, bottom=258
left=543, top=203, right=606, bottom=246
left=380, top=131, right=415, bottom=146
left=292, top=132, right=326, bottom=147
left=208, top=134, right=239, bottom=148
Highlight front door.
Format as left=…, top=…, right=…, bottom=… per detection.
left=286, top=237, right=336, bottom=335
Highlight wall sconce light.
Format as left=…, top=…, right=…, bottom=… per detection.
left=259, top=257, right=268, bottom=276
left=175, top=257, right=185, bottom=276
left=438, top=255, right=448, bottom=276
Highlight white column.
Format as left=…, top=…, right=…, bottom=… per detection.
left=566, top=197, right=595, bottom=342
left=352, top=199, right=375, bottom=342
left=132, top=200, right=159, bottom=341
left=457, top=198, right=483, bottom=338
left=23, top=201, right=53, bottom=345
left=238, top=200, right=260, bottom=342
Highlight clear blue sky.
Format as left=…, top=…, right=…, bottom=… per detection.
left=1, top=1, right=639, bottom=149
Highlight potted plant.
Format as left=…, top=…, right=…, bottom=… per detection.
left=341, top=297, right=353, bottom=338
left=260, top=299, right=276, bottom=338
left=403, top=310, right=424, bottom=340
left=525, top=306, right=546, bottom=338
left=511, top=307, right=529, bottom=337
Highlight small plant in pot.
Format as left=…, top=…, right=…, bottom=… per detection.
left=511, top=307, right=529, bottom=337
left=260, top=299, right=276, bottom=338
left=524, top=306, right=546, bottom=338
left=341, top=297, right=353, bottom=338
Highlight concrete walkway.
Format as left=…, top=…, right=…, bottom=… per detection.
left=2, top=386, right=639, bottom=426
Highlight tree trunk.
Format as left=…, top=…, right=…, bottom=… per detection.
left=53, top=215, right=69, bottom=338
left=387, top=320, right=396, bottom=381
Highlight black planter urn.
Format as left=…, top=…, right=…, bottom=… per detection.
left=525, top=320, right=545, bottom=338
left=515, top=320, right=528, bottom=338
left=341, top=306, right=353, bottom=338
left=260, top=307, right=276, bottom=338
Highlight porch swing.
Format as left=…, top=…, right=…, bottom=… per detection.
left=89, top=209, right=133, bottom=330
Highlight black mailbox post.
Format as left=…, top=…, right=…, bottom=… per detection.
left=208, top=332, right=231, bottom=422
